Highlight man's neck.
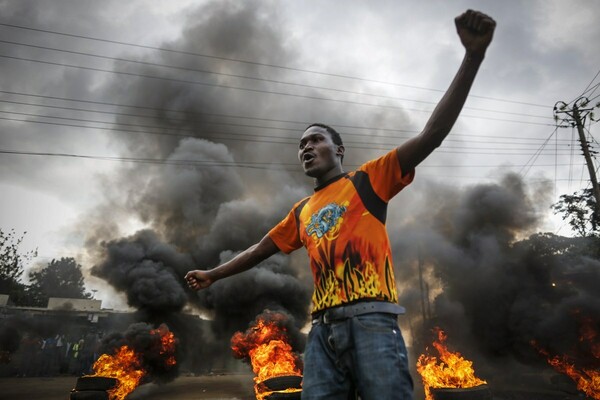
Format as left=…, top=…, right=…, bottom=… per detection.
left=314, top=167, right=345, bottom=188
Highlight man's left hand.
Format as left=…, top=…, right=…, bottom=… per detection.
left=455, top=10, right=496, bottom=58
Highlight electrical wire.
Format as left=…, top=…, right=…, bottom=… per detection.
left=0, top=148, right=579, bottom=171
left=0, top=38, right=553, bottom=121
left=519, top=126, right=558, bottom=177
left=0, top=90, right=564, bottom=142
left=0, top=115, right=575, bottom=154
left=566, top=69, right=600, bottom=105
left=0, top=108, right=575, bottom=150
left=0, top=21, right=551, bottom=108
left=0, top=52, right=556, bottom=127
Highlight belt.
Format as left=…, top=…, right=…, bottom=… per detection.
left=311, top=301, right=406, bottom=325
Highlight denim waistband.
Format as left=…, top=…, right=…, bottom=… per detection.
left=312, top=301, right=406, bottom=325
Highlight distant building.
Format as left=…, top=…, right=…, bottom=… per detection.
left=47, top=298, right=102, bottom=312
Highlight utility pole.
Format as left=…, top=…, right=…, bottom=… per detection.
left=417, top=246, right=427, bottom=323
left=554, top=96, right=600, bottom=214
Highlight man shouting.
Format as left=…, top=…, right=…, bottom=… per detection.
left=186, top=9, right=496, bottom=399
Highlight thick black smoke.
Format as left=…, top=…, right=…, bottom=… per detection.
left=84, top=0, right=314, bottom=375
left=391, top=173, right=600, bottom=376
left=199, top=252, right=311, bottom=336
left=91, top=229, right=191, bottom=315
left=98, top=322, right=179, bottom=384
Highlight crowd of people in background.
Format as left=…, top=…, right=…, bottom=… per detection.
left=12, top=331, right=103, bottom=377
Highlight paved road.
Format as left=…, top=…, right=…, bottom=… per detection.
left=0, top=374, right=256, bottom=400
left=0, top=375, right=586, bottom=400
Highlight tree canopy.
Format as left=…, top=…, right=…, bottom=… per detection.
left=552, top=188, right=599, bottom=237
left=0, top=229, right=37, bottom=304
left=27, top=257, right=92, bottom=307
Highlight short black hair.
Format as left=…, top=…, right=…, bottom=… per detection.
left=305, top=123, right=343, bottom=146
left=305, top=123, right=344, bottom=163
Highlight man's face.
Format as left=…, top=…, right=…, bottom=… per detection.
left=298, top=126, right=343, bottom=178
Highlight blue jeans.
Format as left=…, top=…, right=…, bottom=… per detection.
left=302, top=312, right=414, bottom=400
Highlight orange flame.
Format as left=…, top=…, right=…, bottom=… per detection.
left=579, top=314, right=600, bottom=359
left=416, top=327, right=487, bottom=400
left=231, top=313, right=302, bottom=400
left=538, top=348, right=600, bottom=399
left=152, top=325, right=177, bottom=368
left=88, top=325, right=177, bottom=400
left=533, top=313, right=600, bottom=400
left=90, top=345, right=145, bottom=400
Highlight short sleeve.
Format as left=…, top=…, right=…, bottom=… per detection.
left=268, top=204, right=304, bottom=254
left=359, top=149, right=415, bottom=202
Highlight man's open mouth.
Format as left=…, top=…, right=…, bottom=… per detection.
left=302, top=153, right=315, bottom=163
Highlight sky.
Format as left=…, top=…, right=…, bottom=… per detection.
left=1, top=0, right=599, bottom=312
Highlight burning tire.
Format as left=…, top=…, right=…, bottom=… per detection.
left=75, top=376, right=118, bottom=391
left=70, top=376, right=117, bottom=400
left=261, top=375, right=303, bottom=391
left=430, top=385, right=492, bottom=400
left=70, top=390, right=110, bottom=400
left=264, top=392, right=302, bottom=400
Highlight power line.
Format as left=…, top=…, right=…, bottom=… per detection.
left=588, top=90, right=600, bottom=103
left=0, top=38, right=554, bottom=121
left=0, top=148, right=580, bottom=169
left=0, top=116, right=577, bottom=154
left=0, top=52, right=556, bottom=127
left=0, top=148, right=298, bottom=170
left=0, top=109, right=576, bottom=149
left=0, top=90, right=563, bottom=142
left=520, top=126, right=558, bottom=177
left=0, top=39, right=441, bottom=107
left=580, top=69, right=600, bottom=97
left=0, top=21, right=551, bottom=109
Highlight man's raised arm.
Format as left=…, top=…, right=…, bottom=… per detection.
left=397, top=9, right=496, bottom=174
left=185, top=234, right=280, bottom=290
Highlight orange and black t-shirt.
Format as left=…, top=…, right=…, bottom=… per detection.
left=268, top=149, right=414, bottom=313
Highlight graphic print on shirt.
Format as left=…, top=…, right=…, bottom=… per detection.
left=310, top=242, right=397, bottom=310
left=304, top=198, right=397, bottom=312
left=305, top=202, right=347, bottom=244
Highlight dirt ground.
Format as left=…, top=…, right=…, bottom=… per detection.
left=0, top=374, right=256, bottom=400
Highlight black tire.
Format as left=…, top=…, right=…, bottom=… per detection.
left=431, top=385, right=492, bottom=400
left=264, top=391, right=302, bottom=400
left=70, top=390, right=110, bottom=400
left=75, top=376, right=118, bottom=391
left=261, top=375, right=303, bottom=391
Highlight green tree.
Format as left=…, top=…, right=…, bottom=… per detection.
left=552, top=188, right=599, bottom=237
left=27, top=257, right=91, bottom=307
left=0, top=229, right=37, bottom=303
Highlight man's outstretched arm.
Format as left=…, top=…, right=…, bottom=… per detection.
left=185, top=234, right=280, bottom=290
left=397, top=9, right=496, bottom=174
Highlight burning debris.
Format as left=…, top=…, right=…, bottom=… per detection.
left=417, top=327, right=488, bottom=400
left=392, top=174, right=600, bottom=393
left=87, top=347, right=145, bottom=399
left=231, top=311, right=303, bottom=400
left=71, top=323, right=178, bottom=400
left=536, top=348, right=600, bottom=399
left=532, top=311, right=600, bottom=399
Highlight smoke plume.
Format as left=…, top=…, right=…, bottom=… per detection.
left=83, top=0, right=314, bottom=374
left=392, top=173, right=600, bottom=375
